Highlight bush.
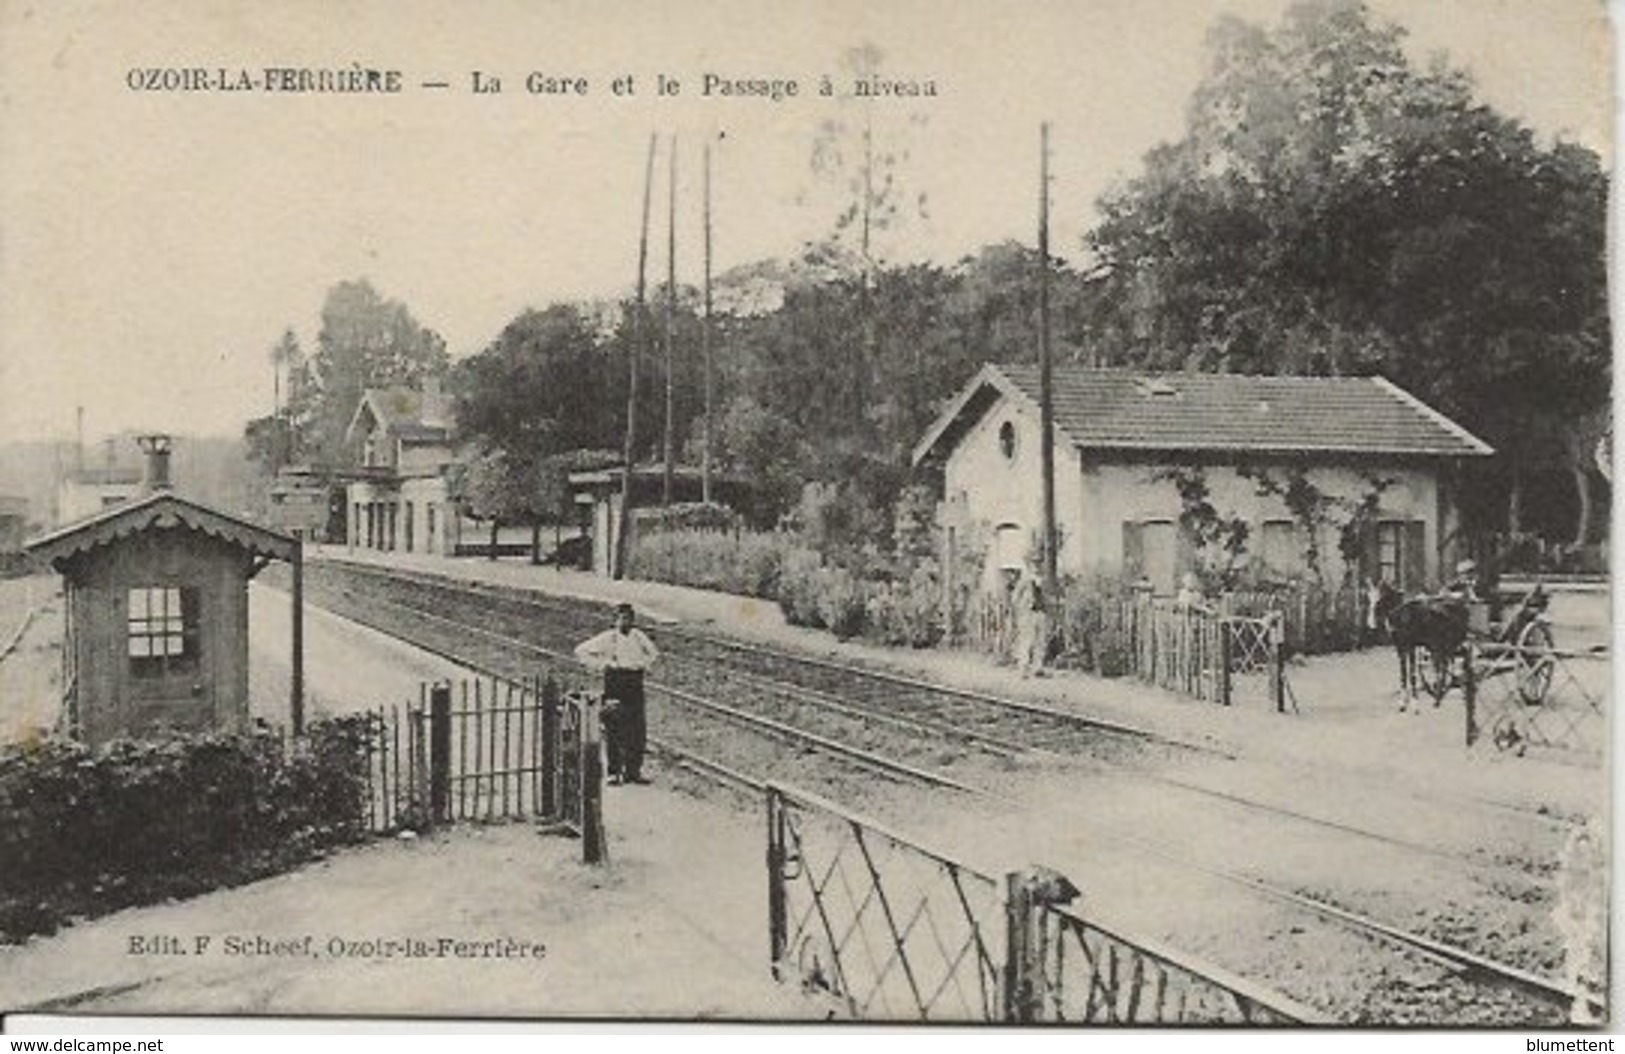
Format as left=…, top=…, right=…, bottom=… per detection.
left=862, top=562, right=944, bottom=649
left=776, top=546, right=827, bottom=628
left=626, top=528, right=785, bottom=598
left=815, top=565, right=868, bottom=641
left=0, top=716, right=373, bottom=944
left=630, top=501, right=740, bottom=533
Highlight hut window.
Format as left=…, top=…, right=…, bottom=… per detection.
left=127, top=586, right=200, bottom=677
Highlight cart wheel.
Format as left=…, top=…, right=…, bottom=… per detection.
left=1516, top=621, right=1555, bottom=706
left=1491, top=714, right=1527, bottom=756
left=1417, top=647, right=1453, bottom=703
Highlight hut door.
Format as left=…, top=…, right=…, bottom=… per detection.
left=125, top=585, right=211, bottom=730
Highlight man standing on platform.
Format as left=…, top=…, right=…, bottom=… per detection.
left=574, top=603, right=659, bottom=784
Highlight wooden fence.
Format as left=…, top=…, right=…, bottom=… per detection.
left=360, top=675, right=606, bottom=862
left=967, top=589, right=1287, bottom=710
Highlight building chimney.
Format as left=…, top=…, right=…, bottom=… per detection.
left=135, top=434, right=173, bottom=493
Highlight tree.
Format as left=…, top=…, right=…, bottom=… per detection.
left=1085, top=0, right=1610, bottom=540
left=307, top=279, right=450, bottom=470
left=456, top=449, right=547, bottom=561
left=244, top=328, right=317, bottom=511
left=800, top=44, right=934, bottom=446
left=451, top=303, right=653, bottom=560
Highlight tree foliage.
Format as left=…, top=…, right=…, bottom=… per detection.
left=307, top=280, right=450, bottom=470
left=1084, top=0, right=1609, bottom=535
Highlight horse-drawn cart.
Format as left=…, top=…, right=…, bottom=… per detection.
left=1416, top=586, right=1555, bottom=707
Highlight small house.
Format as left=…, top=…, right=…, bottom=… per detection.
left=343, top=379, right=462, bottom=555
left=26, top=437, right=304, bottom=746
left=56, top=464, right=142, bottom=524
left=913, top=365, right=1494, bottom=594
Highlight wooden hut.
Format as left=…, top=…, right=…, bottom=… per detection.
left=26, top=436, right=305, bottom=745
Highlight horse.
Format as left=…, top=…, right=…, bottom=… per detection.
left=1364, top=580, right=1469, bottom=711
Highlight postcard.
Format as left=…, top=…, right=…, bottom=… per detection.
left=0, top=0, right=1613, bottom=1032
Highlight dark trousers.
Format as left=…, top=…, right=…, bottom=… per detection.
left=602, top=667, right=646, bottom=779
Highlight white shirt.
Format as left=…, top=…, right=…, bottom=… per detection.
left=574, top=627, right=660, bottom=671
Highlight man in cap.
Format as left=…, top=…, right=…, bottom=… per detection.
left=574, top=602, right=659, bottom=784
left=1445, top=559, right=1483, bottom=602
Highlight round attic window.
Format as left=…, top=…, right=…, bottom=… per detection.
left=998, top=421, right=1017, bottom=461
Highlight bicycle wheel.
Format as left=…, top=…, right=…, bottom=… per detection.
left=1516, top=620, right=1555, bottom=706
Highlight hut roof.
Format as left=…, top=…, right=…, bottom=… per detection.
left=26, top=492, right=296, bottom=571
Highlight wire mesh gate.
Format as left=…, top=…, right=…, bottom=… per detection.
left=1464, top=642, right=1610, bottom=758
left=360, top=675, right=606, bottom=859
left=765, top=782, right=1323, bottom=1023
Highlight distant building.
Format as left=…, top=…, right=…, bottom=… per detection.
left=26, top=437, right=303, bottom=746
left=913, top=365, right=1495, bottom=595
left=0, top=495, right=26, bottom=554
left=568, top=465, right=760, bottom=577
left=267, top=465, right=331, bottom=542
left=56, top=465, right=142, bottom=524
left=343, top=379, right=462, bottom=555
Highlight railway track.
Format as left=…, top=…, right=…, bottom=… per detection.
left=306, top=559, right=1576, bottom=852
left=277, top=556, right=1582, bottom=1024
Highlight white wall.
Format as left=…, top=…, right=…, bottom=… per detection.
left=942, top=391, right=1084, bottom=586
left=943, top=390, right=1445, bottom=592
left=1081, top=461, right=1440, bottom=589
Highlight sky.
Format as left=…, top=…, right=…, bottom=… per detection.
left=0, top=0, right=1613, bottom=445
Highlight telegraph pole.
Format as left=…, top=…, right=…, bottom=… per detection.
left=1038, top=122, right=1058, bottom=597
left=615, top=134, right=658, bottom=580
left=663, top=134, right=677, bottom=509
left=701, top=141, right=714, bottom=506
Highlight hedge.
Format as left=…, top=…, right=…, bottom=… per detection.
left=626, top=527, right=787, bottom=599
left=0, top=716, right=373, bottom=944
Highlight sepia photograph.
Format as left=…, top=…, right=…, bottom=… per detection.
left=0, top=0, right=1614, bottom=1032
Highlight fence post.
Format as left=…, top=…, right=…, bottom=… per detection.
left=541, top=676, right=560, bottom=820
left=1002, top=870, right=1038, bottom=1023
left=1002, top=866, right=1079, bottom=1022
left=408, top=690, right=429, bottom=828
left=766, top=787, right=788, bottom=976
left=1270, top=613, right=1286, bottom=715
left=1463, top=642, right=1478, bottom=748
left=1217, top=620, right=1233, bottom=707
left=429, top=682, right=451, bottom=825
left=581, top=695, right=607, bottom=865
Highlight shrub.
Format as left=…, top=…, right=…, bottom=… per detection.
left=626, top=528, right=785, bottom=599
left=630, top=501, right=739, bottom=533
left=815, top=565, right=868, bottom=641
left=777, top=546, right=828, bottom=628
left=862, top=562, right=944, bottom=649
left=0, top=716, right=373, bottom=944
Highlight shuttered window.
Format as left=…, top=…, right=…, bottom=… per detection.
left=1124, top=519, right=1177, bottom=593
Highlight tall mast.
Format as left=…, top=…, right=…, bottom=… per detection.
left=1039, top=122, right=1057, bottom=597
left=663, top=134, right=678, bottom=509
left=701, top=141, right=714, bottom=505
left=615, top=133, right=658, bottom=580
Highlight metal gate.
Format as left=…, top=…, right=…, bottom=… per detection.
left=766, top=782, right=1323, bottom=1023
left=1465, top=642, right=1609, bottom=758
left=767, top=781, right=1004, bottom=1019
left=360, top=675, right=606, bottom=859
